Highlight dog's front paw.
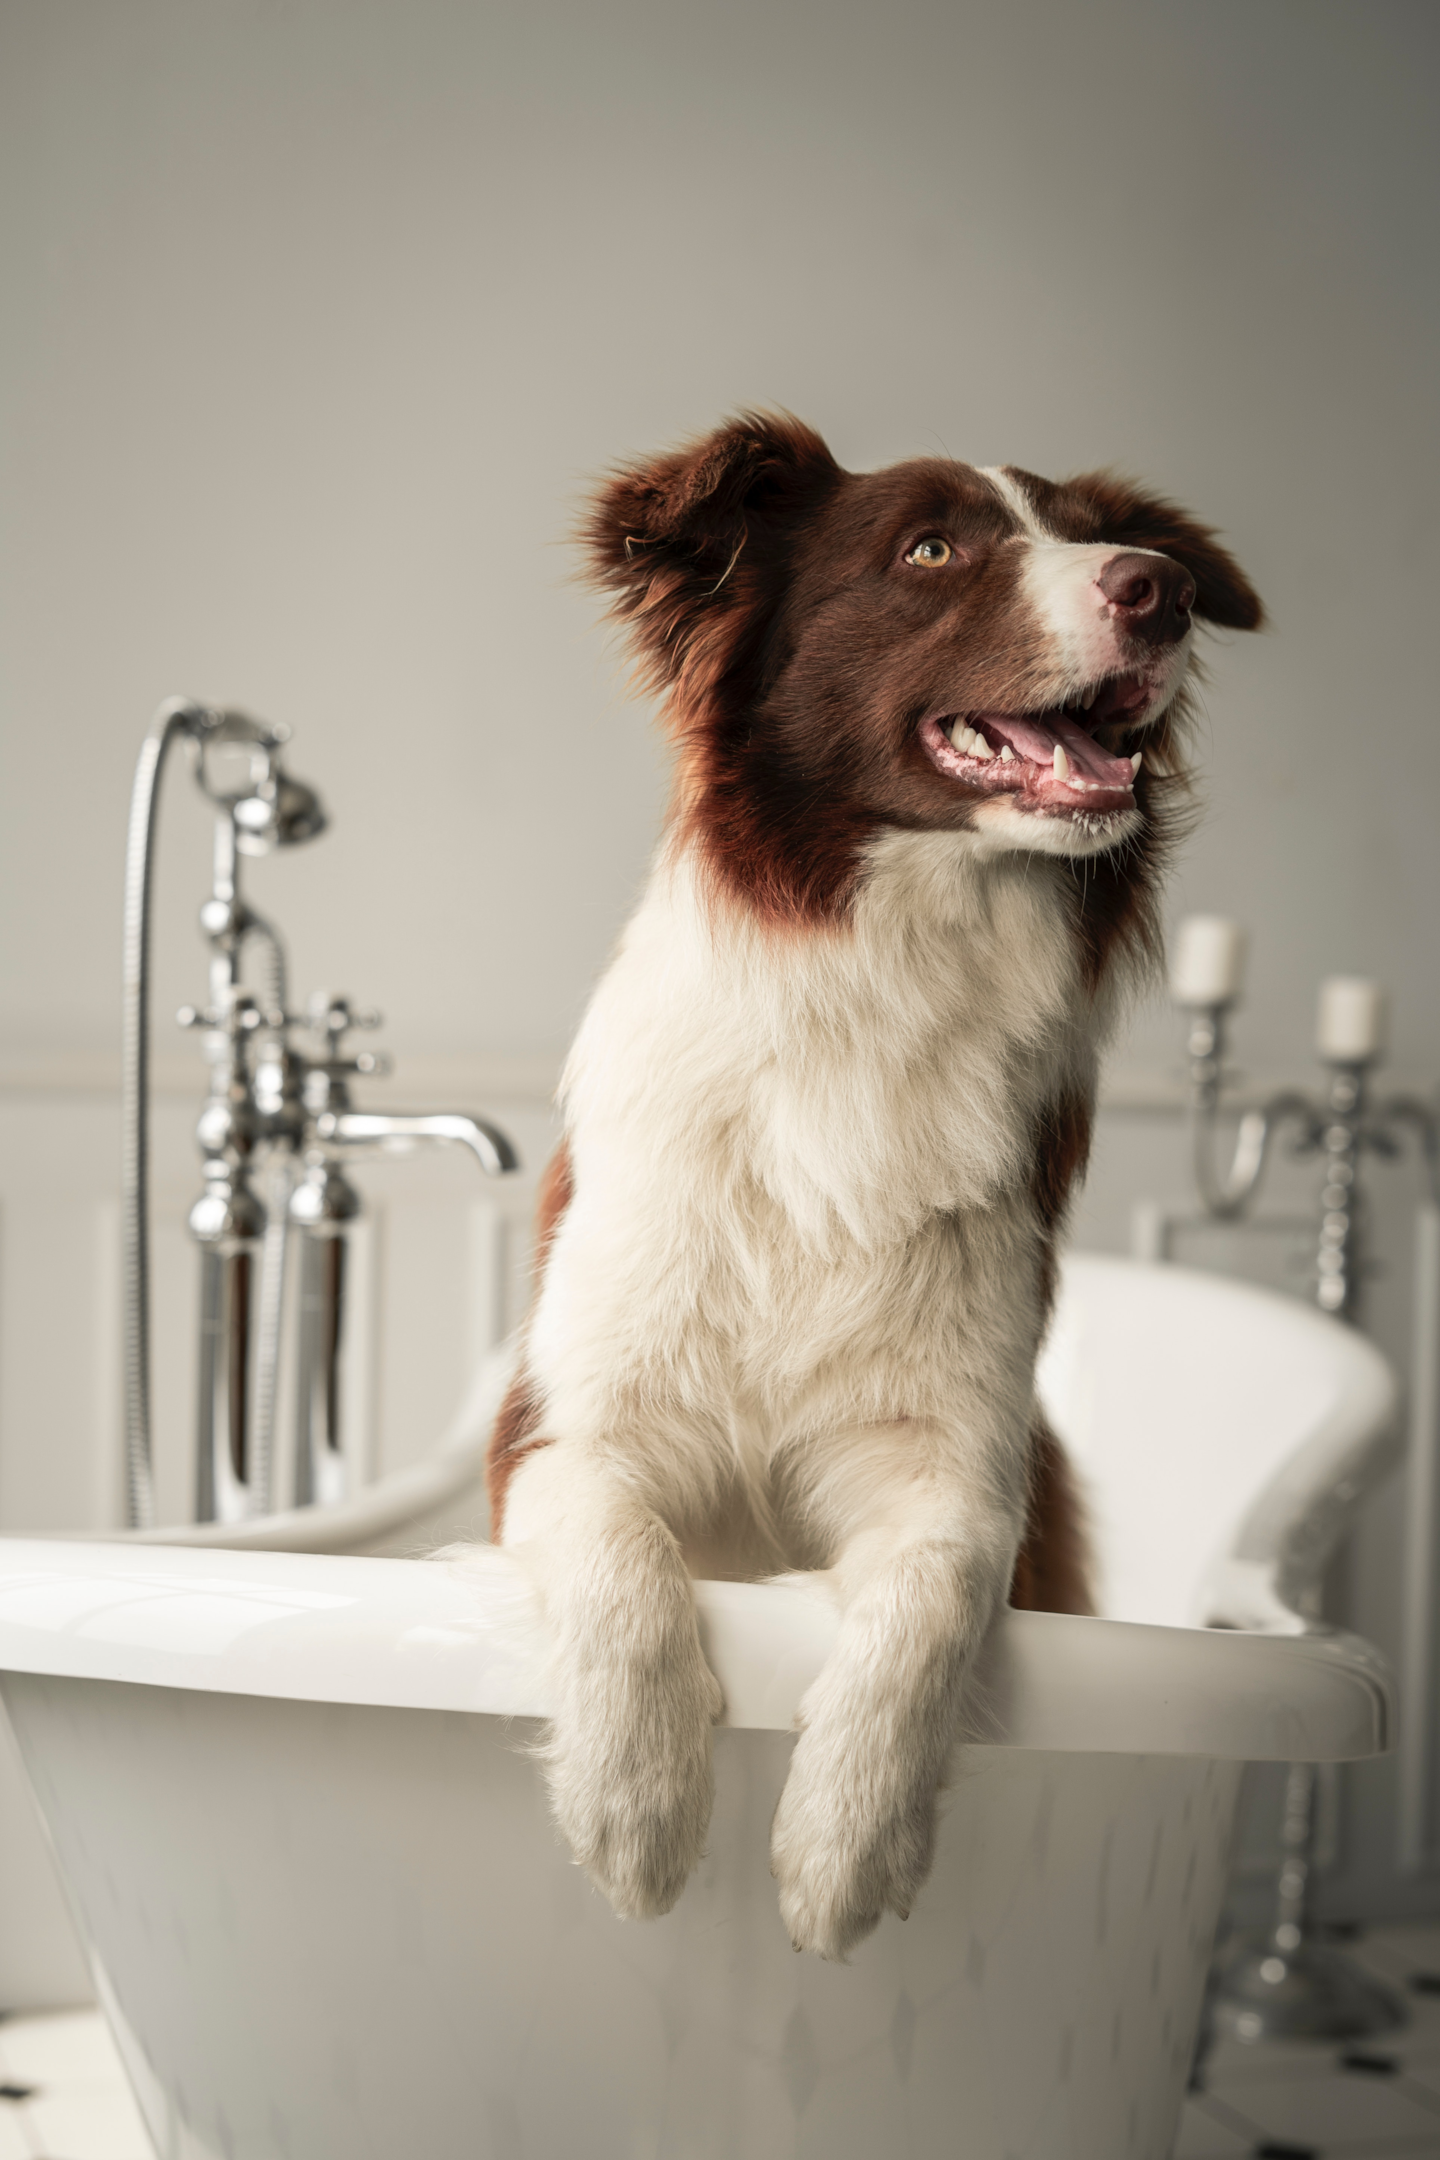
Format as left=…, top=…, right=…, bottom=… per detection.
left=548, top=1654, right=724, bottom=1921
left=770, top=1728, right=939, bottom=1960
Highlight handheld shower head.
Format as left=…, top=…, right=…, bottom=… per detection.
left=270, top=772, right=327, bottom=846
left=194, top=710, right=328, bottom=854
left=233, top=769, right=328, bottom=852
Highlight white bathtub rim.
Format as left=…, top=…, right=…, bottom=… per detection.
left=0, top=1537, right=1390, bottom=1762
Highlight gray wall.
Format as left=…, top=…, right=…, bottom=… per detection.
left=3, top=0, right=1436, bottom=1083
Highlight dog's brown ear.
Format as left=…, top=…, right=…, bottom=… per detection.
left=580, top=412, right=842, bottom=695
left=1065, top=472, right=1264, bottom=632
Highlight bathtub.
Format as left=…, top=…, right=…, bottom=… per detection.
left=0, top=1255, right=1399, bottom=2159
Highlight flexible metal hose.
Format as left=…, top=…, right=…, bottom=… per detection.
left=121, top=699, right=208, bottom=1530
left=243, top=908, right=288, bottom=1022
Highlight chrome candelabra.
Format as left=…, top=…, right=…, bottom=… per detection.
left=1175, top=918, right=1439, bottom=1320
left=1173, top=916, right=1439, bottom=2043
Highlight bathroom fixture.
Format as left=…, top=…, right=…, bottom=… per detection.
left=0, top=1254, right=1397, bottom=2156
left=121, top=698, right=517, bottom=1533
left=1171, top=919, right=1432, bottom=2042
left=1170, top=918, right=1438, bottom=1317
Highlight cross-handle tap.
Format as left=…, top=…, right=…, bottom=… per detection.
left=293, top=995, right=519, bottom=1175
left=292, top=993, right=519, bottom=1175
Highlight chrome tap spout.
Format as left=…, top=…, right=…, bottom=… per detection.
left=313, top=1110, right=519, bottom=1178
left=286, top=999, right=517, bottom=1510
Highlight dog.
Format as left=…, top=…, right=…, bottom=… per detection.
left=485, top=414, right=1261, bottom=1960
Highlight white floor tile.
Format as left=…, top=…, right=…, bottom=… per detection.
left=0, top=2009, right=157, bottom=2159
left=26, top=2086, right=156, bottom=2160
left=1202, top=2032, right=1345, bottom=2083
left=0, top=2006, right=125, bottom=2089
left=1340, top=2149, right=1440, bottom=2159
left=1170, top=2095, right=1257, bottom=2156
left=0, top=2102, right=31, bottom=2160
left=1361, top=1925, right=1440, bottom=1973
left=1359, top=2029, right=1440, bottom=2081
left=1369, top=1990, right=1440, bottom=2060
left=1386, top=2003, right=1440, bottom=2062
left=1405, top=2057, right=1440, bottom=2100
left=1205, top=2064, right=1440, bottom=2147
left=1337, top=2149, right=1440, bottom=2160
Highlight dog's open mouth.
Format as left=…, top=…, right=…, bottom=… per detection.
left=919, top=670, right=1154, bottom=814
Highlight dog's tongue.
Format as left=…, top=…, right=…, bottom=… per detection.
left=991, top=710, right=1135, bottom=787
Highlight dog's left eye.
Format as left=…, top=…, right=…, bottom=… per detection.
left=905, top=537, right=953, bottom=567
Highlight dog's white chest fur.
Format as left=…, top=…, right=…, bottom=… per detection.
left=523, top=827, right=1099, bottom=1560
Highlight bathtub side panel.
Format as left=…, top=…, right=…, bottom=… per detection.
left=0, top=1674, right=1239, bottom=2160
left=0, top=1698, right=93, bottom=2010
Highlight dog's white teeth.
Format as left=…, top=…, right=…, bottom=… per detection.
left=999, top=743, right=1015, bottom=762
left=972, top=733, right=995, bottom=761
left=1130, top=750, right=1143, bottom=774
left=1081, top=687, right=1099, bottom=712
left=1052, top=743, right=1072, bottom=782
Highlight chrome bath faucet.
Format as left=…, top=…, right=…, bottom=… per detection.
left=121, top=699, right=517, bottom=1532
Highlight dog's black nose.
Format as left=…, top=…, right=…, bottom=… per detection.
left=1098, top=552, right=1196, bottom=645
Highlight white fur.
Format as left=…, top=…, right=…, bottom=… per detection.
left=980, top=463, right=1195, bottom=719
left=969, top=797, right=1142, bottom=857
left=978, top=463, right=1049, bottom=539
left=1021, top=539, right=1194, bottom=707
left=502, top=826, right=1120, bottom=1957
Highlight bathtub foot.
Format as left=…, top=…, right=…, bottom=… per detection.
left=1211, top=1933, right=1408, bottom=2043
left=1210, top=1766, right=1408, bottom=2044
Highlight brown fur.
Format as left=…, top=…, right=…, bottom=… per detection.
left=1029, top=1085, right=1096, bottom=1328
left=485, top=1141, right=572, bottom=1536
left=1008, top=1418, right=1096, bottom=1615
left=1031, top=1089, right=1095, bottom=1239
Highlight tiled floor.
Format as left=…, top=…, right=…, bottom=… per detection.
left=1178, top=1924, right=1440, bottom=2160
left=0, top=2007, right=153, bottom=2159
left=3, top=1926, right=1440, bottom=2157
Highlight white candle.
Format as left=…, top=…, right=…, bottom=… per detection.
left=1169, top=916, right=1248, bottom=1005
left=1317, top=977, right=1387, bottom=1062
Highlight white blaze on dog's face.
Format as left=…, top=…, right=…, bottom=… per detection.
left=914, top=463, right=1202, bottom=859
left=584, top=419, right=1263, bottom=917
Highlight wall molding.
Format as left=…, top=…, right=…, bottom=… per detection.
left=6, top=1051, right=1429, bottom=1118
left=0, top=1049, right=567, bottom=1107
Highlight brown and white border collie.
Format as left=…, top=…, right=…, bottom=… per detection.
left=484, top=414, right=1261, bottom=1960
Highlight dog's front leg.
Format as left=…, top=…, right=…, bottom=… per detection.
left=504, top=1446, right=724, bottom=1920
left=770, top=1472, right=1021, bottom=1961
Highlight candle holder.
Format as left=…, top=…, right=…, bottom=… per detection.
left=1174, top=930, right=1439, bottom=2046
left=1179, top=973, right=1438, bottom=1319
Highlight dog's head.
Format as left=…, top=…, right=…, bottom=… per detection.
left=582, top=413, right=1261, bottom=925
